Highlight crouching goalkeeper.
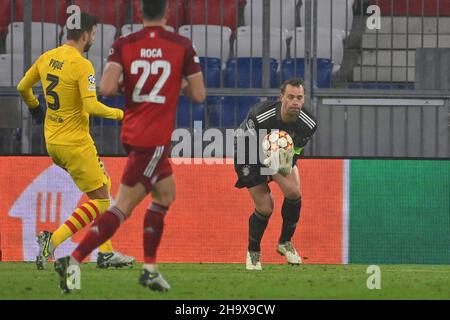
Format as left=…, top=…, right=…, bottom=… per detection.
left=233, top=78, right=318, bottom=270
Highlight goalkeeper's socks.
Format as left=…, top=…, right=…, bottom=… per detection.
left=143, top=203, right=168, bottom=264
left=248, top=211, right=270, bottom=252
left=51, top=199, right=110, bottom=248
left=72, top=206, right=125, bottom=263
left=279, top=197, right=301, bottom=244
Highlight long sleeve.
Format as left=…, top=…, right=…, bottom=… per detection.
left=17, top=62, right=41, bottom=108
left=82, top=96, right=123, bottom=120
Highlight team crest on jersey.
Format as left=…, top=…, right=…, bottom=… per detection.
left=247, top=119, right=255, bottom=130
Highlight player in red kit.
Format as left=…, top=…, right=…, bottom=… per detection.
left=53, top=0, right=205, bottom=293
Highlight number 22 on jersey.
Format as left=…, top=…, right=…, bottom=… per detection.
left=131, top=60, right=171, bottom=104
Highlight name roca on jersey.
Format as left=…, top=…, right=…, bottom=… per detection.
left=140, top=48, right=163, bottom=58
left=130, top=48, right=171, bottom=104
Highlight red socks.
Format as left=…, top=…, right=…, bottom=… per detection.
left=72, top=203, right=168, bottom=264
left=72, top=207, right=125, bottom=263
left=143, top=203, right=168, bottom=264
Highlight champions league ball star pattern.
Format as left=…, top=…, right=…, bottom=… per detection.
left=262, top=130, right=294, bottom=159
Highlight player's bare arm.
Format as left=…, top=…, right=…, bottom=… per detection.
left=183, top=72, right=206, bottom=104
left=100, top=62, right=123, bottom=97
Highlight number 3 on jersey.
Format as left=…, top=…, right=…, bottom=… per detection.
left=46, top=74, right=60, bottom=110
left=131, top=60, right=171, bottom=104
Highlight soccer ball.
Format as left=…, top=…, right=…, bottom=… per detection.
left=262, top=130, right=294, bottom=158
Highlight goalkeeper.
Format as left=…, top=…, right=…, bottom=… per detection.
left=17, top=12, right=134, bottom=269
left=233, top=78, right=318, bottom=271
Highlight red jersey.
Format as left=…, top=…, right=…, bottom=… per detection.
left=107, top=26, right=202, bottom=148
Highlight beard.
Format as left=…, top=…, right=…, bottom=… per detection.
left=83, top=43, right=92, bottom=53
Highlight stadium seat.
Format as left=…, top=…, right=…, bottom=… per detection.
left=199, top=57, right=222, bottom=88
left=0, top=53, right=40, bottom=86
left=370, top=0, right=450, bottom=16
left=62, top=24, right=116, bottom=60
left=300, top=0, right=353, bottom=37
left=290, top=27, right=344, bottom=73
left=4, top=0, right=66, bottom=26
left=244, top=0, right=299, bottom=30
left=131, top=0, right=184, bottom=30
left=0, top=0, right=11, bottom=35
left=178, top=25, right=232, bottom=63
left=225, top=58, right=279, bottom=88
left=234, top=26, right=289, bottom=62
left=121, top=24, right=175, bottom=36
left=209, top=96, right=260, bottom=128
left=184, top=0, right=244, bottom=31
left=177, top=96, right=206, bottom=128
left=6, top=22, right=61, bottom=54
left=281, top=58, right=333, bottom=88
left=72, top=0, right=126, bottom=28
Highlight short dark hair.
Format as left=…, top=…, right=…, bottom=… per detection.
left=66, top=12, right=97, bottom=41
left=141, top=0, right=168, bottom=21
left=281, top=78, right=306, bottom=95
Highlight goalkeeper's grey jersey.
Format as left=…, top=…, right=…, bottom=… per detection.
left=237, top=100, right=318, bottom=155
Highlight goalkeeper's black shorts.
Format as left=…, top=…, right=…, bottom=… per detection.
left=234, top=156, right=299, bottom=189
left=234, top=163, right=272, bottom=189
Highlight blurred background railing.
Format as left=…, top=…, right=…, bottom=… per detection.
left=0, top=0, right=449, bottom=157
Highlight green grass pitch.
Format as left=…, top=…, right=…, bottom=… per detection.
left=0, top=263, right=448, bottom=300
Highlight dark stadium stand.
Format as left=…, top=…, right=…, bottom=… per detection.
left=3, top=0, right=67, bottom=25
left=281, top=58, right=333, bottom=88
left=225, top=58, right=279, bottom=88
left=209, top=96, right=260, bottom=128
left=131, top=0, right=184, bottom=30
left=370, top=0, right=450, bottom=16
left=348, top=83, right=415, bottom=90
left=200, top=57, right=222, bottom=88
left=0, top=0, right=11, bottom=35
left=177, top=96, right=206, bottom=128
left=184, top=0, right=245, bottom=31
left=72, top=0, right=126, bottom=28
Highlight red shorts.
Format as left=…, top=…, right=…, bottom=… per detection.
left=121, top=144, right=173, bottom=193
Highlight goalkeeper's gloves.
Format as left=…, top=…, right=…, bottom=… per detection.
left=263, top=148, right=294, bottom=176
left=29, top=104, right=45, bottom=124
left=277, top=148, right=294, bottom=176
left=263, top=149, right=280, bottom=175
